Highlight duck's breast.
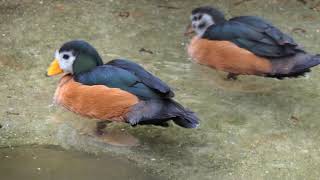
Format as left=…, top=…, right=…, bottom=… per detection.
left=188, top=37, right=272, bottom=75
left=54, top=75, right=139, bottom=122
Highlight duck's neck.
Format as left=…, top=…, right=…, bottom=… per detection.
left=73, top=54, right=103, bottom=75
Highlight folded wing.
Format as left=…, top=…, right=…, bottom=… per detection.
left=107, top=59, right=174, bottom=98
left=203, top=16, right=303, bottom=58
left=74, top=60, right=174, bottom=100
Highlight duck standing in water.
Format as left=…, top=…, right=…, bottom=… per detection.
left=186, top=6, right=320, bottom=80
left=47, top=40, right=199, bottom=135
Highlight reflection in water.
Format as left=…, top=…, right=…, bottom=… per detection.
left=50, top=113, right=140, bottom=147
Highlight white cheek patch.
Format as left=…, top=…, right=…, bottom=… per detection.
left=202, top=14, right=214, bottom=25
left=191, top=13, right=215, bottom=36
left=55, top=50, right=76, bottom=74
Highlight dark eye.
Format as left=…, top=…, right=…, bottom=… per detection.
left=198, top=22, right=206, bottom=29
left=198, top=14, right=203, bottom=19
left=63, top=54, right=70, bottom=60
left=192, top=16, right=196, bottom=21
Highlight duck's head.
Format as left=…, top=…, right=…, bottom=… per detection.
left=185, top=6, right=226, bottom=37
left=47, top=40, right=103, bottom=76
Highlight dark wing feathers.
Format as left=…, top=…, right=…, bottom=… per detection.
left=233, top=16, right=298, bottom=47
left=203, top=16, right=303, bottom=58
left=106, top=59, right=174, bottom=98
left=74, top=59, right=174, bottom=100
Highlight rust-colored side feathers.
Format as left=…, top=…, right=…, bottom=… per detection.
left=188, top=37, right=272, bottom=75
left=54, top=75, right=139, bottom=122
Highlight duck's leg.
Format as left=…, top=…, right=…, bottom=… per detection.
left=226, top=73, right=238, bottom=80
left=96, top=121, right=111, bottom=135
left=93, top=121, right=139, bottom=146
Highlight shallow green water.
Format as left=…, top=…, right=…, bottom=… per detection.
left=1, top=0, right=320, bottom=179
left=0, top=145, right=159, bottom=180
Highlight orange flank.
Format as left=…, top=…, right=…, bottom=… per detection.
left=54, top=75, right=139, bottom=122
left=188, top=37, right=272, bottom=75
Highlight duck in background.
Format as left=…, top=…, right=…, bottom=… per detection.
left=47, top=40, right=199, bottom=136
left=185, top=6, right=320, bottom=80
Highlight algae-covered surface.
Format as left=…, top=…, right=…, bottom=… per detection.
left=1, top=0, right=320, bottom=179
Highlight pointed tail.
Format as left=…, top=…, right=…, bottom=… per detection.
left=268, top=53, right=320, bottom=79
left=291, top=54, right=320, bottom=74
left=166, top=100, right=200, bottom=128
left=126, top=99, right=200, bottom=128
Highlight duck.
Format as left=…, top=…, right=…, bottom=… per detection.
left=47, top=40, right=199, bottom=135
left=185, top=6, right=320, bottom=80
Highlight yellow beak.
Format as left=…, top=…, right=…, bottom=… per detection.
left=47, top=59, right=63, bottom=76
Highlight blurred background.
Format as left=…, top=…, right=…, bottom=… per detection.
left=0, top=0, right=320, bottom=179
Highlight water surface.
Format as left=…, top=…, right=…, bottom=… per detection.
left=0, top=145, right=159, bottom=180
left=0, top=0, right=320, bottom=179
